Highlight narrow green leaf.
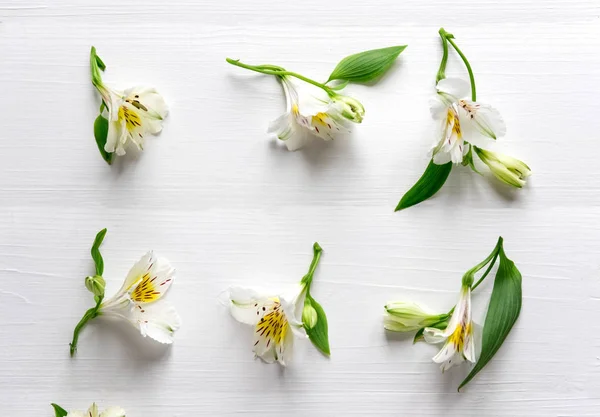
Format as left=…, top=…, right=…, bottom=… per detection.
left=94, top=114, right=113, bottom=165
left=51, top=403, right=68, bottom=417
left=327, top=45, right=407, bottom=83
left=304, top=294, right=330, bottom=356
left=459, top=243, right=522, bottom=390
left=91, top=228, right=107, bottom=276
left=395, top=160, right=452, bottom=211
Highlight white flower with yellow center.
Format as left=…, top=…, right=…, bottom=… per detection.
left=225, top=285, right=306, bottom=365
left=430, top=78, right=505, bottom=165
left=98, top=251, right=181, bottom=344
left=423, top=285, right=475, bottom=372
left=66, top=403, right=125, bottom=417
left=91, top=47, right=168, bottom=157
left=268, top=76, right=365, bottom=151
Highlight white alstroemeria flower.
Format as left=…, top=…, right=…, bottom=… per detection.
left=225, top=285, right=306, bottom=365
left=423, top=285, right=475, bottom=372
left=430, top=78, right=505, bottom=165
left=91, top=48, right=168, bottom=156
left=474, top=147, right=532, bottom=188
left=99, top=86, right=168, bottom=156
left=268, top=76, right=365, bottom=151
left=384, top=301, right=447, bottom=332
left=66, top=403, right=125, bottom=417
left=99, top=251, right=181, bottom=344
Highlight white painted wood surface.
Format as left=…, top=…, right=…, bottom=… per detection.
left=1, top=0, right=600, bottom=415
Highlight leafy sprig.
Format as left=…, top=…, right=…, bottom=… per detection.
left=410, top=237, right=523, bottom=390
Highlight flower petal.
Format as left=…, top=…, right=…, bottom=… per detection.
left=432, top=340, right=457, bottom=365
left=105, top=120, right=120, bottom=154
left=130, top=301, right=181, bottom=344
left=309, top=110, right=349, bottom=141
left=124, top=86, right=169, bottom=120
left=432, top=150, right=452, bottom=165
left=115, top=119, right=128, bottom=156
left=459, top=99, right=506, bottom=139
left=436, top=78, right=470, bottom=100
left=277, top=325, right=295, bottom=366
left=429, top=96, right=448, bottom=120
left=99, top=407, right=126, bottom=417
left=228, top=286, right=271, bottom=326
left=463, top=326, right=476, bottom=363
left=107, top=251, right=155, bottom=304
left=253, top=299, right=288, bottom=363
left=268, top=112, right=296, bottom=141
left=282, top=129, right=312, bottom=151
left=423, top=327, right=448, bottom=344
left=440, top=349, right=465, bottom=372
left=130, top=256, right=175, bottom=304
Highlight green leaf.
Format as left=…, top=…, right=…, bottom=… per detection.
left=51, top=403, right=68, bottom=417
left=459, top=243, right=522, bottom=390
left=327, top=45, right=407, bottom=83
left=94, top=114, right=113, bottom=165
left=328, top=80, right=350, bottom=91
left=395, top=160, right=452, bottom=211
left=304, top=294, right=330, bottom=356
left=91, top=228, right=107, bottom=276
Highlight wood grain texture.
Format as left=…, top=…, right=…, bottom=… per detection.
left=1, top=0, right=600, bottom=415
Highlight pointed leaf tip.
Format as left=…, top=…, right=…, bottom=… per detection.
left=395, top=160, right=452, bottom=211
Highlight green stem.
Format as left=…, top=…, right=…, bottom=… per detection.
left=436, top=28, right=451, bottom=83
left=471, top=251, right=500, bottom=292
left=226, top=58, right=334, bottom=95
left=301, top=242, right=323, bottom=291
left=69, top=297, right=103, bottom=357
left=444, top=35, right=477, bottom=101
left=466, top=236, right=504, bottom=291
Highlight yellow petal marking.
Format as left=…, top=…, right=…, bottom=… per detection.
left=118, top=105, right=142, bottom=132
left=449, top=322, right=466, bottom=352
left=131, top=272, right=161, bottom=303
left=255, top=301, right=288, bottom=348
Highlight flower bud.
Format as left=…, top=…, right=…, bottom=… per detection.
left=302, top=304, right=318, bottom=329
left=475, top=148, right=531, bottom=188
left=332, top=94, right=365, bottom=123
left=85, top=275, right=106, bottom=297
left=384, top=302, right=444, bottom=332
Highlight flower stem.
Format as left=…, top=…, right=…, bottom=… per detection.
left=436, top=28, right=451, bottom=83
left=439, top=29, right=477, bottom=101
left=467, top=236, right=504, bottom=291
left=226, top=58, right=334, bottom=94
left=301, top=242, right=323, bottom=292
left=69, top=297, right=102, bottom=357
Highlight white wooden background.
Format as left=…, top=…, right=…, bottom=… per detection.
left=1, top=0, right=600, bottom=415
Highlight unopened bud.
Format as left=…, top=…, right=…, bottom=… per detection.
left=302, top=304, right=318, bottom=329
left=85, top=275, right=105, bottom=297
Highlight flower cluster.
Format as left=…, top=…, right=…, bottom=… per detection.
left=90, top=47, right=168, bottom=163
left=384, top=237, right=523, bottom=390
left=396, top=28, right=531, bottom=211
left=223, top=243, right=330, bottom=365
left=227, top=45, right=405, bottom=150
